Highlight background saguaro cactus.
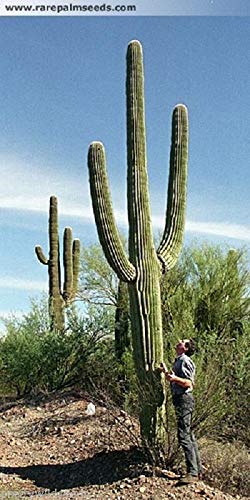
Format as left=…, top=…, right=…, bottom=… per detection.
left=88, top=40, right=188, bottom=448
left=35, top=195, right=81, bottom=331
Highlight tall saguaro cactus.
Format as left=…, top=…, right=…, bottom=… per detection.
left=35, top=195, right=81, bottom=331
left=88, top=41, right=188, bottom=447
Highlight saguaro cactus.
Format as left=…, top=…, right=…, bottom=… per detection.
left=114, top=280, right=130, bottom=360
left=88, top=41, right=188, bottom=447
left=35, top=195, right=81, bottom=331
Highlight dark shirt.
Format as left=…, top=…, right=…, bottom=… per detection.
left=171, top=353, right=195, bottom=396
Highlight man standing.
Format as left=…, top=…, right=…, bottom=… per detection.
left=160, top=339, right=202, bottom=484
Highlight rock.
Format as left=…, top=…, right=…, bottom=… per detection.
left=198, top=489, right=208, bottom=495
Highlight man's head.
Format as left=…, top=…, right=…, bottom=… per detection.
left=176, top=338, right=196, bottom=357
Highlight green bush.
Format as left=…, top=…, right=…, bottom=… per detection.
left=0, top=299, right=116, bottom=397
left=0, top=319, right=45, bottom=396
left=160, top=243, right=250, bottom=446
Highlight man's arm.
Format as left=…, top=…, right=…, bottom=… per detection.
left=159, top=363, right=193, bottom=389
left=165, top=372, right=192, bottom=389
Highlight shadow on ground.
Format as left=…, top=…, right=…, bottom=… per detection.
left=0, top=447, right=147, bottom=491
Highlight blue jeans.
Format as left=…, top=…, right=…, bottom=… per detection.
left=173, top=393, right=201, bottom=476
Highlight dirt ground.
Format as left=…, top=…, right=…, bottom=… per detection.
left=0, top=389, right=246, bottom=499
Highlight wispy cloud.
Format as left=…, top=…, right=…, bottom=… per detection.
left=0, top=153, right=91, bottom=218
left=0, top=277, right=47, bottom=291
left=1, top=154, right=249, bottom=243
left=151, top=215, right=250, bottom=242
left=185, top=220, right=250, bottom=242
left=113, top=213, right=250, bottom=243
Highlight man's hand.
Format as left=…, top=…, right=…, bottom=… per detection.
left=159, top=363, right=176, bottom=381
left=165, top=372, right=176, bottom=382
left=159, top=362, right=168, bottom=374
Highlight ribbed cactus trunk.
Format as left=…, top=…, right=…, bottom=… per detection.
left=48, top=196, right=64, bottom=331
left=114, top=280, right=130, bottom=360
left=35, top=196, right=81, bottom=332
left=126, top=42, right=166, bottom=444
left=88, top=40, right=188, bottom=448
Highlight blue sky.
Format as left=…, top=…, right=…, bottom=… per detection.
left=1, top=1, right=250, bottom=17
left=0, top=15, right=249, bottom=318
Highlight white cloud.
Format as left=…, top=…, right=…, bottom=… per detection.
left=185, top=220, right=250, bottom=242
left=151, top=215, right=250, bottom=242
left=0, top=277, right=47, bottom=291
left=0, top=153, right=92, bottom=219
left=1, top=154, right=249, bottom=243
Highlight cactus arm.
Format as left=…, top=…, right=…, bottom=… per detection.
left=35, top=245, right=48, bottom=265
left=63, top=227, right=73, bottom=303
left=126, top=40, right=157, bottom=265
left=127, top=40, right=148, bottom=251
left=88, top=142, right=136, bottom=283
left=157, top=104, right=188, bottom=271
left=72, top=238, right=81, bottom=296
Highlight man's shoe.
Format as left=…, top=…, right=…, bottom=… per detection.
left=177, top=474, right=199, bottom=485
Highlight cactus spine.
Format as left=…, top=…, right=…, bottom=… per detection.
left=35, top=195, right=81, bottom=331
left=88, top=41, right=188, bottom=446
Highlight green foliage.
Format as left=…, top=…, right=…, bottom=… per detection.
left=161, top=243, right=249, bottom=340
left=0, top=298, right=115, bottom=397
left=0, top=319, right=44, bottom=396
left=79, top=243, right=131, bottom=361
left=160, top=242, right=250, bottom=444
left=219, top=322, right=250, bottom=445
left=79, top=243, right=118, bottom=306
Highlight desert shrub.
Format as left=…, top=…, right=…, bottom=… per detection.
left=0, top=299, right=116, bottom=397
left=160, top=243, right=250, bottom=447
left=200, top=438, right=250, bottom=497
left=0, top=319, right=45, bottom=396
left=217, top=323, right=250, bottom=446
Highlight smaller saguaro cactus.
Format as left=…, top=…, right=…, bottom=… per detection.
left=35, top=195, right=81, bottom=331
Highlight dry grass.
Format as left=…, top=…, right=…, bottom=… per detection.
left=200, top=438, right=250, bottom=498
